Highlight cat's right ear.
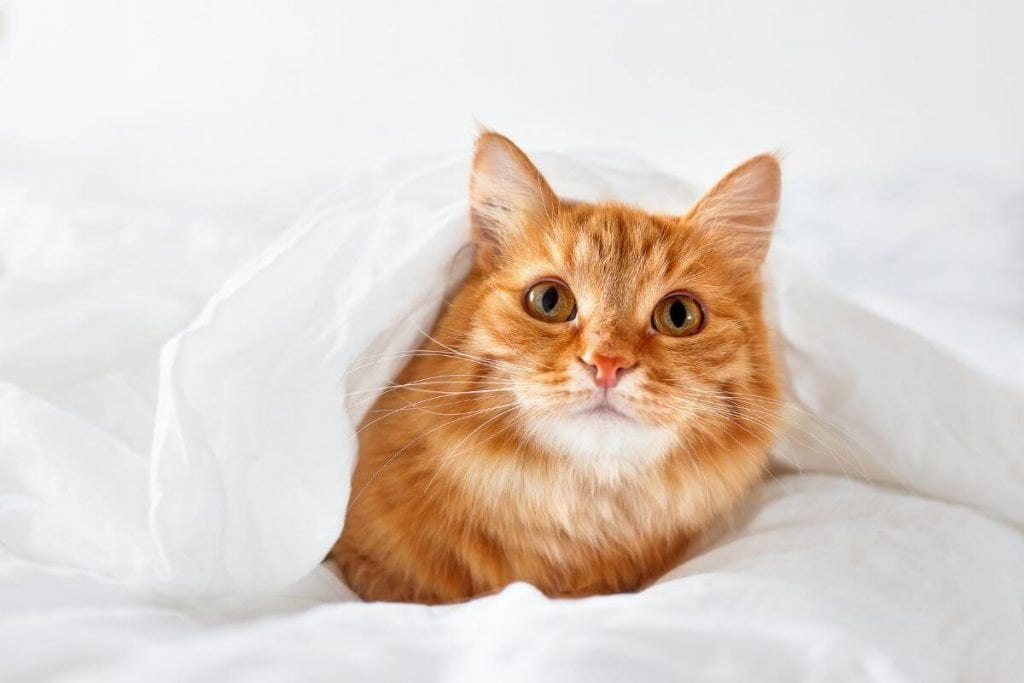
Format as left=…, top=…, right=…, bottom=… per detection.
left=470, top=132, right=558, bottom=267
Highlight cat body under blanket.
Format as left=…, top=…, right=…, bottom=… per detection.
left=333, top=133, right=782, bottom=604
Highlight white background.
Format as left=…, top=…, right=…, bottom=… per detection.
left=0, top=0, right=1021, bottom=209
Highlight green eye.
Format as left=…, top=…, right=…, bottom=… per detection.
left=652, top=294, right=704, bottom=336
left=524, top=280, right=576, bottom=323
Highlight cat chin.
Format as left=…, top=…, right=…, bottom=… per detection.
left=524, top=410, right=679, bottom=479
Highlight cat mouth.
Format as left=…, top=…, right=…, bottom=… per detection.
left=576, top=396, right=632, bottom=420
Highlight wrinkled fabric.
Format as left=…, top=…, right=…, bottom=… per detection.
left=0, top=156, right=1022, bottom=681
left=1, top=474, right=1022, bottom=682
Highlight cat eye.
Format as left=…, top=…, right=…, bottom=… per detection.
left=524, top=280, right=577, bottom=323
left=652, top=294, right=705, bottom=336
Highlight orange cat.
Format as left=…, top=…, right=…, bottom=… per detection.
left=333, top=133, right=782, bottom=604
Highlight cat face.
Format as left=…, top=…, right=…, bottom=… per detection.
left=459, top=133, right=780, bottom=472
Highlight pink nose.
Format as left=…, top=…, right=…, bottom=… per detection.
left=583, top=354, right=633, bottom=388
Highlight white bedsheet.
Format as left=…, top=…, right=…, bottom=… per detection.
left=0, top=156, right=1022, bottom=681
left=2, top=474, right=1022, bottom=682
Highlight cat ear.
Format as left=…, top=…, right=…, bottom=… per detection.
left=686, top=154, right=781, bottom=269
left=470, top=132, right=558, bottom=266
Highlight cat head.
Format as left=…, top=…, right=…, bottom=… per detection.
left=458, top=132, right=781, bottom=473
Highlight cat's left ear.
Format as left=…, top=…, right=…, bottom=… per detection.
left=470, top=132, right=558, bottom=267
left=685, top=154, right=781, bottom=270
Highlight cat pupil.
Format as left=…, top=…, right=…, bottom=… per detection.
left=541, top=287, right=558, bottom=312
left=669, top=300, right=686, bottom=327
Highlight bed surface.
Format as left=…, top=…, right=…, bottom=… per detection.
left=2, top=473, right=1023, bottom=681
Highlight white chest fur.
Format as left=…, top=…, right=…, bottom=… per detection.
left=526, top=412, right=679, bottom=481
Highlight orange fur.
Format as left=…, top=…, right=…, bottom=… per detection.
left=332, top=133, right=782, bottom=604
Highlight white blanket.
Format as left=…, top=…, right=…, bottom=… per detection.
left=0, top=156, right=1021, bottom=681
